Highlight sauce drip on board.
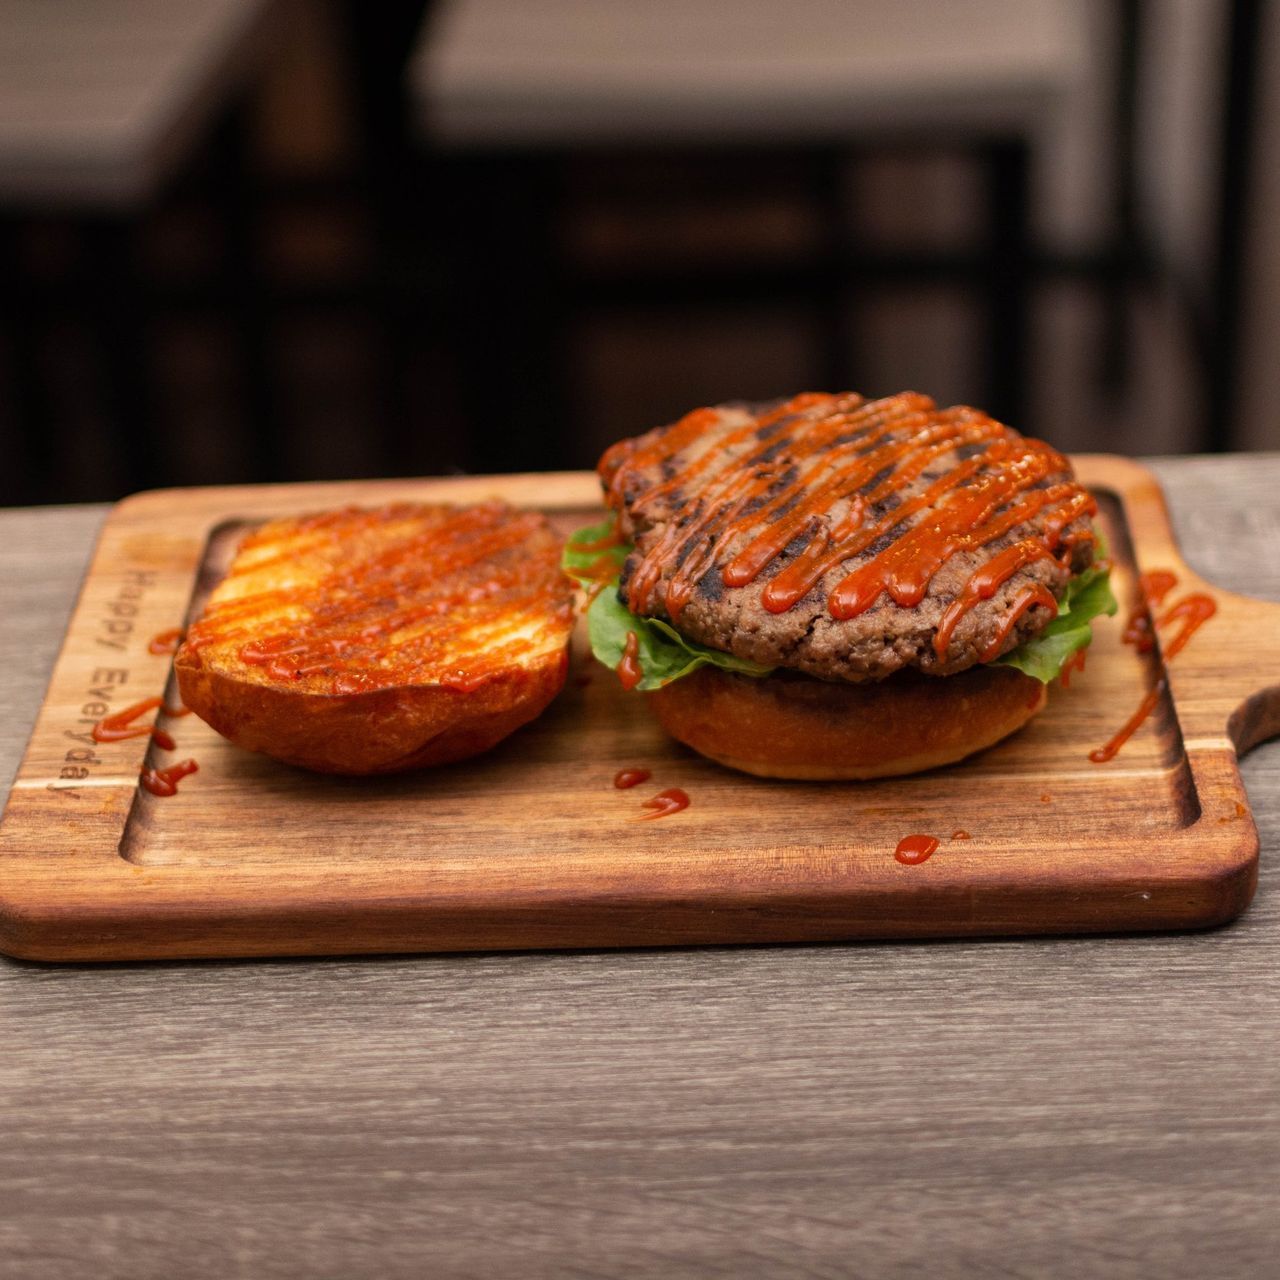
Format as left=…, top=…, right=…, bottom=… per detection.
left=894, top=834, right=939, bottom=865
left=185, top=503, right=572, bottom=696
left=1090, top=682, right=1166, bottom=764
left=140, top=759, right=198, bottom=797
left=599, top=392, right=1096, bottom=661
left=614, top=767, right=652, bottom=790
left=1121, top=570, right=1178, bottom=650
left=1138, top=569, right=1177, bottom=609
left=148, top=628, right=185, bottom=656
left=950, top=830, right=971, bottom=841
left=1157, top=594, right=1217, bottom=661
left=93, top=698, right=200, bottom=798
left=638, top=788, right=690, bottom=820
left=1092, top=568, right=1217, bottom=763
left=92, top=697, right=191, bottom=751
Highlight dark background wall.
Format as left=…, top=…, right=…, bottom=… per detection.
left=0, top=0, right=1271, bottom=506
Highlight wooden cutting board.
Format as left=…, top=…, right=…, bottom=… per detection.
left=2, top=458, right=1276, bottom=962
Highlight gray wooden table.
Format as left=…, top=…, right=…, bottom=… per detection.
left=3, top=455, right=1279, bottom=1280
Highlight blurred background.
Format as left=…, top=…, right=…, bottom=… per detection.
left=0, top=0, right=1274, bottom=506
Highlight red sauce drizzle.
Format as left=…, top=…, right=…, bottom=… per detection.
left=148, top=628, right=185, bottom=656
left=1158, top=594, right=1217, bottom=661
left=1122, top=570, right=1177, bottom=651
left=573, top=525, right=624, bottom=554
left=638, top=787, right=690, bottom=819
left=950, top=829, right=971, bottom=841
left=1092, top=569, right=1217, bottom=762
left=978, top=584, right=1058, bottom=663
left=614, top=767, right=652, bottom=789
left=894, top=834, right=939, bottom=865
left=597, top=392, right=1094, bottom=658
left=618, top=631, right=643, bottom=691
left=1139, top=569, right=1178, bottom=609
left=92, top=697, right=191, bottom=751
left=1059, top=648, right=1087, bottom=688
left=1090, top=681, right=1166, bottom=764
left=140, top=759, right=198, bottom=797
left=184, top=503, right=573, bottom=695
left=574, top=550, right=627, bottom=613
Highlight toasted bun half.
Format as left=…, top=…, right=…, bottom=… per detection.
left=175, top=657, right=570, bottom=775
left=175, top=501, right=573, bottom=774
left=645, top=663, right=1047, bottom=780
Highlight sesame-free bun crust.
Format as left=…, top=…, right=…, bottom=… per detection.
left=175, top=658, right=570, bottom=775
left=175, top=502, right=573, bottom=775
left=646, top=664, right=1047, bottom=780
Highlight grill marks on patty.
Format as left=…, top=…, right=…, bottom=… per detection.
left=601, top=392, right=1098, bottom=683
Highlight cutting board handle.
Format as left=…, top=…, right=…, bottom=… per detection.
left=1080, top=454, right=1280, bottom=759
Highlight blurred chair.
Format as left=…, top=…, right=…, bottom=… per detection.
left=0, top=0, right=276, bottom=502
left=1203, top=0, right=1265, bottom=451
left=410, top=0, right=1096, bottom=469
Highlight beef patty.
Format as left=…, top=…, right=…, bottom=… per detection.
left=599, top=391, right=1097, bottom=683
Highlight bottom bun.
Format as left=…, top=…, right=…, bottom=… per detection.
left=645, top=663, right=1047, bottom=780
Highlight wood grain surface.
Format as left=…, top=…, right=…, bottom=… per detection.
left=1, top=459, right=1272, bottom=959
left=2, top=455, right=1279, bottom=1279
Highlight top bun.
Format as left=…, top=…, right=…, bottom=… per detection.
left=176, top=501, right=573, bottom=774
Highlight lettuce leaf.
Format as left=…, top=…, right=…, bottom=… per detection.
left=564, top=520, right=775, bottom=690
left=564, top=520, right=1115, bottom=690
left=584, top=586, right=776, bottom=691
left=562, top=518, right=629, bottom=586
left=992, top=550, right=1117, bottom=683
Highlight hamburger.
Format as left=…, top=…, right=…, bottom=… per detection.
left=565, top=391, right=1116, bottom=779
